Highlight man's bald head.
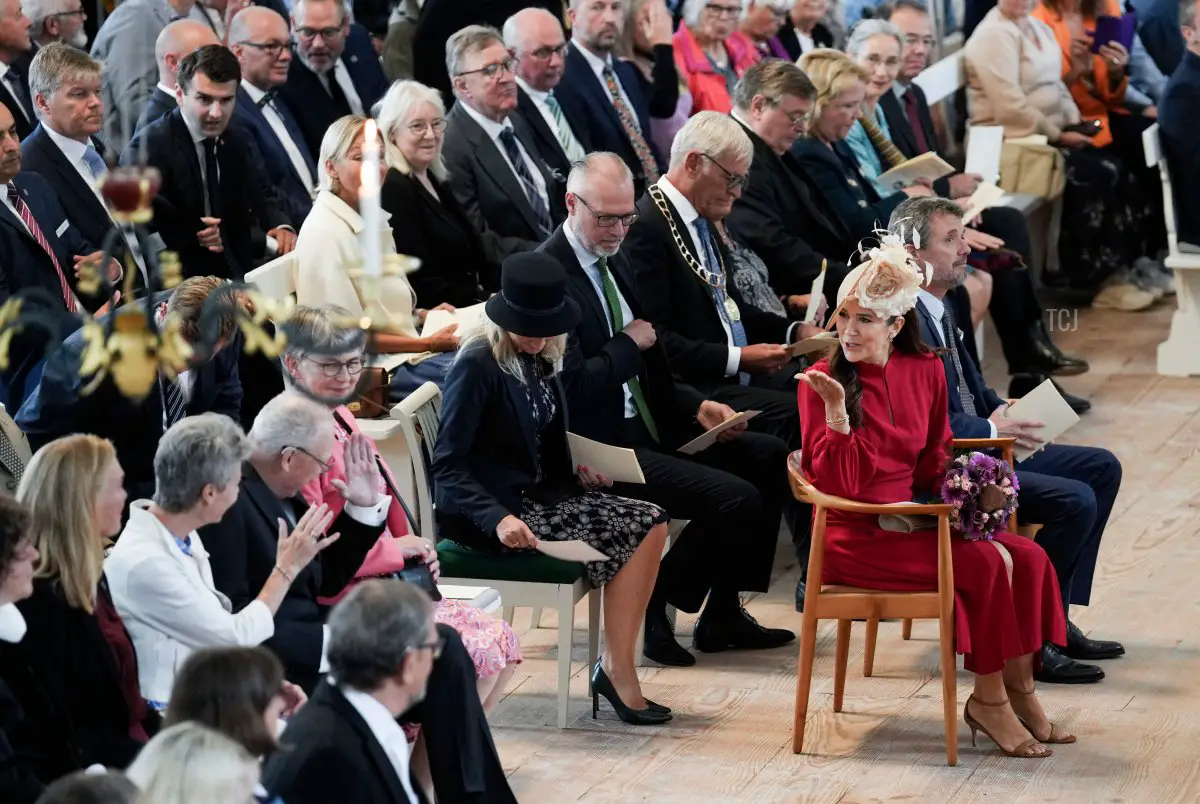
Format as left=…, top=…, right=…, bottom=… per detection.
left=155, top=19, right=220, bottom=87
left=505, top=6, right=568, bottom=91
left=227, top=5, right=286, bottom=45
left=565, top=152, right=636, bottom=258
left=229, top=5, right=291, bottom=89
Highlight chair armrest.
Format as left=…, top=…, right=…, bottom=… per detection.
left=787, top=452, right=954, bottom=517
left=952, top=437, right=1016, bottom=467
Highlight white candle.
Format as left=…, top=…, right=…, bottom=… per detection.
left=359, top=119, right=382, bottom=278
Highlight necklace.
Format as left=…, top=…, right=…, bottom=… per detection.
left=646, top=183, right=741, bottom=322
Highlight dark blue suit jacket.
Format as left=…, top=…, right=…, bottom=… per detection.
left=555, top=43, right=664, bottom=194
left=915, top=294, right=1004, bottom=439
left=275, top=25, right=389, bottom=157
left=0, top=172, right=98, bottom=406
left=790, top=138, right=906, bottom=242
left=1159, top=50, right=1200, bottom=246
left=231, top=87, right=316, bottom=226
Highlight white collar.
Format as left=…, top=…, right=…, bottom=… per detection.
left=316, top=188, right=392, bottom=234
left=516, top=77, right=550, bottom=104
left=563, top=220, right=597, bottom=270
left=339, top=683, right=406, bottom=733
left=43, top=124, right=91, bottom=164
left=918, top=288, right=944, bottom=320
left=459, top=101, right=512, bottom=140
left=655, top=176, right=700, bottom=228
left=0, top=62, right=10, bottom=81
left=179, top=110, right=208, bottom=145
left=570, top=38, right=613, bottom=77
left=124, top=500, right=208, bottom=560
left=893, top=81, right=910, bottom=100
left=0, top=603, right=26, bottom=644
left=157, top=81, right=177, bottom=99
left=241, top=79, right=269, bottom=104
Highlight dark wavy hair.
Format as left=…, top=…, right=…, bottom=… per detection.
left=0, top=494, right=30, bottom=590
left=829, top=308, right=932, bottom=429
left=164, top=647, right=285, bottom=757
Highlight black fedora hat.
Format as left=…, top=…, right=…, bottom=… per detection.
left=485, top=252, right=581, bottom=338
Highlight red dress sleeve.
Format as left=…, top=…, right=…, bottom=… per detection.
left=797, top=361, right=879, bottom=499
left=912, top=356, right=953, bottom=497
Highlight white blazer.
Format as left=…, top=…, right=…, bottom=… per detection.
left=105, top=501, right=276, bottom=705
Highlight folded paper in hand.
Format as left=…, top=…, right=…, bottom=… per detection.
left=961, top=182, right=1008, bottom=223
left=877, top=152, right=955, bottom=193
left=803, top=269, right=827, bottom=323
left=789, top=331, right=839, bottom=357
left=536, top=540, right=609, bottom=563
left=1003, top=378, right=1080, bottom=462
left=677, top=410, right=761, bottom=455
left=566, top=433, right=645, bottom=484
left=420, top=302, right=485, bottom=338
left=878, top=501, right=939, bottom=533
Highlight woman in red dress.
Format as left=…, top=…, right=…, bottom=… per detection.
left=797, top=237, right=1073, bottom=758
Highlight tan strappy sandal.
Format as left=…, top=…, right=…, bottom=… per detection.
left=1006, top=685, right=1077, bottom=744
left=963, top=695, right=1053, bottom=758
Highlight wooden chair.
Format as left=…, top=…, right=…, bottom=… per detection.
left=788, top=450, right=960, bottom=766
left=393, top=382, right=601, bottom=729
left=243, top=251, right=297, bottom=301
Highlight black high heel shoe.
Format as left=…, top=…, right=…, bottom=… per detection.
left=591, top=661, right=672, bottom=725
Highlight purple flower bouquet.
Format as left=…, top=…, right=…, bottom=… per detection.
left=940, top=451, right=1020, bottom=541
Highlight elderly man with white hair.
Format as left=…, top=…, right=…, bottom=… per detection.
left=199, top=390, right=516, bottom=802
left=21, top=0, right=86, bottom=49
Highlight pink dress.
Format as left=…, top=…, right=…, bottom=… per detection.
left=302, top=407, right=523, bottom=683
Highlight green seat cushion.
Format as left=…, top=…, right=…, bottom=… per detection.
left=437, top=540, right=586, bottom=585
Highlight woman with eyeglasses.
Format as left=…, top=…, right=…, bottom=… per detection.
left=105, top=415, right=338, bottom=712
left=674, top=0, right=763, bottom=114
left=293, top=115, right=459, bottom=401
left=377, top=80, right=498, bottom=310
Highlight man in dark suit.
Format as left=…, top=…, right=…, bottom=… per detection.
left=22, top=43, right=151, bottom=290
left=443, top=25, right=565, bottom=265
left=506, top=7, right=591, bottom=192
left=0, top=0, right=35, bottom=141
left=556, top=0, right=665, bottom=198
left=0, top=100, right=117, bottom=407
left=276, top=0, right=389, bottom=157
left=893, top=197, right=1126, bottom=685
left=132, top=19, right=220, bottom=137
left=229, top=7, right=317, bottom=226
left=205, top=392, right=516, bottom=804
left=544, top=152, right=796, bottom=666
left=122, top=45, right=296, bottom=281
left=16, top=276, right=243, bottom=500
left=261, top=581, right=436, bottom=804
left=1160, top=4, right=1200, bottom=247
left=727, top=59, right=854, bottom=307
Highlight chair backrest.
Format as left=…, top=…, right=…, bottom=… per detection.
left=0, top=403, right=31, bottom=494
left=245, top=252, right=298, bottom=302
left=394, top=382, right=443, bottom=545
left=1142, top=123, right=1181, bottom=253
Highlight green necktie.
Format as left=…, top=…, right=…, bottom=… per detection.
left=597, top=257, right=659, bottom=443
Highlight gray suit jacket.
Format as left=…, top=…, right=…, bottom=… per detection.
left=91, top=0, right=174, bottom=156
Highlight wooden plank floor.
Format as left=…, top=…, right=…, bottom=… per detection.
left=486, top=301, right=1200, bottom=803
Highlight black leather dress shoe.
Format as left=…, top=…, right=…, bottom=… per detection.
left=642, top=613, right=696, bottom=667
left=795, top=578, right=806, bottom=613
left=1009, top=373, right=1091, bottom=415
left=1064, top=621, right=1125, bottom=660
left=1035, top=643, right=1105, bottom=684
left=694, top=606, right=796, bottom=653
left=1028, top=320, right=1089, bottom=377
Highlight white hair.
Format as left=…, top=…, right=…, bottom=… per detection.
left=669, top=110, right=755, bottom=171
left=153, top=414, right=251, bottom=514
left=374, top=79, right=448, bottom=181
left=844, top=19, right=905, bottom=58
left=501, top=6, right=559, bottom=51
left=683, top=0, right=751, bottom=28
left=565, top=151, right=633, bottom=196
left=742, top=0, right=789, bottom=18
left=21, top=0, right=71, bottom=36
left=248, top=389, right=334, bottom=457
left=125, top=723, right=258, bottom=804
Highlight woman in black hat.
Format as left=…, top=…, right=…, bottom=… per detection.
left=432, top=253, right=672, bottom=726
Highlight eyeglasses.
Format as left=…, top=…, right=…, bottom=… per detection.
left=768, top=98, right=813, bottom=129
left=286, top=445, right=332, bottom=474
left=575, top=194, right=639, bottom=228
left=528, top=43, right=568, bottom=61
left=51, top=9, right=85, bottom=18
left=406, top=118, right=447, bottom=135
left=705, top=3, right=742, bottom=16
left=904, top=34, right=936, bottom=48
left=455, top=56, right=517, bottom=80
left=295, top=25, right=344, bottom=41
left=304, top=355, right=364, bottom=377
left=701, top=153, right=750, bottom=192
left=239, top=40, right=290, bottom=58
left=409, top=635, right=446, bottom=659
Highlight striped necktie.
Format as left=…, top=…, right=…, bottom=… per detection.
left=602, top=66, right=659, bottom=183
left=544, top=91, right=586, bottom=163
left=498, top=128, right=552, bottom=236
left=940, top=304, right=977, bottom=415
left=6, top=184, right=76, bottom=313
left=858, top=112, right=907, bottom=169
left=596, top=256, right=658, bottom=442
left=160, top=373, right=187, bottom=429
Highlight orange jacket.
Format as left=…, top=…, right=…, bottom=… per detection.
left=673, top=25, right=760, bottom=115
left=1031, top=0, right=1128, bottom=148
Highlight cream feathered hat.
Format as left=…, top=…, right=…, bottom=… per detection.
left=825, top=225, right=934, bottom=329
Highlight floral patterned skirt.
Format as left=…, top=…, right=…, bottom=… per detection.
left=435, top=598, right=522, bottom=678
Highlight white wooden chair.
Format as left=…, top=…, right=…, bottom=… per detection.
left=244, top=252, right=297, bottom=301
left=393, top=382, right=601, bottom=729
left=1143, top=123, right=1200, bottom=376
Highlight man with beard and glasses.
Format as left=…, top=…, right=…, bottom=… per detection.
left=22, top=0, right=86, bottom=50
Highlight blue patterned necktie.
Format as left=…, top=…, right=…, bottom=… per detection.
left=83, top=143, right=107, bottom=180
left=940, top=304, right=977, bottom=415
left=694, top=218, right=749, bottom=385
left=498, top=127, right=552, bottom=236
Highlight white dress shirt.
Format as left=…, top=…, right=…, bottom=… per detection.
left=320, top=59, right=364, bottom=116
left=0, top=603, right=27, bottom=644
left=918, top=290, right=997, bottom=437
left=515, top=77, right=586, bottom=163
left=459, top=102, right=550, bottom=216
left=570, top=39, right=640, bottom=132
left=338, top=683, right=420, bottom=804
left=0, top=184, right=32, bottom=237
left=156, top=81, right=177, bottom=100
left=564, top=222, right=637, bottom=418
left=180, top=112, right=219, bottom=211
left=241, top=79, right=317, bottom=195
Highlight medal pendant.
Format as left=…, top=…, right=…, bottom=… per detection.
left=724, top=296, right=741, bottom=322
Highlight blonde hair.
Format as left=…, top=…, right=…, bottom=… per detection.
left=16, top=435, right=116, bottom=613
left=374, top=79, right=448, bottom=181
left=798, top=48, right=869, bottom=120
left=319, top=114, right=370, bottom=192
left=459, top=315, right=568, bottom=379
left=125, top=722, right=259, bottom=804
left=27, top=42, right=102, bottom=105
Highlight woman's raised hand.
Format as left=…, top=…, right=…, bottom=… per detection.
left=330, top=433, right=381, bottom=507
left=275, top=503, right=340, bottom=580
left=496, top=515, right=538, bottom=549
left=797, top=369, right=847, bottom=410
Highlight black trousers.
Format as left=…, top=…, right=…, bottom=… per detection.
left=976, top=205, right=1051, bottom=375
left=400, top=624, right=516, bottom=803
left=610, top=417, right=789, bottom=613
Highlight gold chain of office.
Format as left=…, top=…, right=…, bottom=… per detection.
left=646, top=183, right=741, bottom=322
